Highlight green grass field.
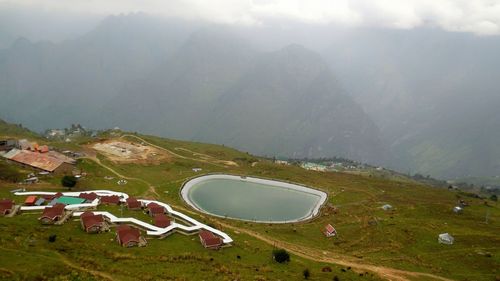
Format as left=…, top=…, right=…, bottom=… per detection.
left=0, top=129, right=498, bottom=281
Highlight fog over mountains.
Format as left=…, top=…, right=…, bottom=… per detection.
left=1, top=14, right=499, bottom=179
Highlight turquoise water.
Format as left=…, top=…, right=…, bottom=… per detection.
left=186, top=178, right=322, bottom=222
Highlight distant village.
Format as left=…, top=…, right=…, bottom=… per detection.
left=43, top=123, right=99, bottom=141
left=275, top=157, right=499, bottom=198
left=275, top=157, right=386, bottom=173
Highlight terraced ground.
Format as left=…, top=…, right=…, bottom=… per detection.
left=0, top=123, right=498, bottom=281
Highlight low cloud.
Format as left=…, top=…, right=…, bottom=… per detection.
left=2, top=0, right=499, bottom=35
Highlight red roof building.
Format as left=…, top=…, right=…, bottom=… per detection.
left=100, top=195, right=121, bottom=205
left=39, top=203, right=66, bottom=224
left=42, top=192, right=63, bottom=201
left=80, top=211, right=95, bottom=219
left=153, top=214, right=171, bottom=228
left=126, top=198, right=142, bottom=210
left=0, top=199, right=14, bottom=215
left=24, top=196, right=37, bottom=206
left=79, top=192, right=98, bottom=202
left=323, top=224, right=337, bottom=237
left=199, top=230, right=223, bottom=249
left=116, top=225, right=144, bottom=247
left=80, top=211, right=106, bottom=233
left=146, top=202, right=165, bottom=217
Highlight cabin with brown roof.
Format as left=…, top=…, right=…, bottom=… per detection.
left=78, top=192, right=98, bottom=202
left=323, top=224, right=337, bottom=237
left=39, top=203, right=66, bottom=224
left=126, top=198, right=142, bottom=210
left=116, top=225, right=146, bottom=247
left=0, top=199, right=15, bottom=216
left=146, top=202, right=165, bottom=217
left=80, top=211, right=107, bottom=233
left=100, top=195, right=121, bottom=205
left=199, top=230, right=223, bottom=249
left=153, top=214, right=171, bottom=228
left=42, top=192, right=63, bottom=201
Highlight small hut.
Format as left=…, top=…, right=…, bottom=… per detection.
left=80, top=211, right=107, bottom=233
left=146, top=202, right=166, bottom=217
left=381, top=204, right=393, bottom=211
left=199, top=230, right=223, bottom=249
left=126, top=198, right=142, bottom=210
left=38, top=203, right=66, bottom=224
left=153, top=214, right=171, bottom=228
left=116, top=225, right=146, bottom=247
left=453, top=206, right=463, bottom=214
left=438, top=233, right=454, bottom=245
left=323, top=224, right=337, bottom=237
left=100, top=195, right=121, bottom=205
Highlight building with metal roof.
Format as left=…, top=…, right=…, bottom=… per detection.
left=2, top=149, right=73, bottom=173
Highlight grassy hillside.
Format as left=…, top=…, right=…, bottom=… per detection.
left=0, top=123, right=498, bottom=281
left=0, top=119, right=43, bottom=140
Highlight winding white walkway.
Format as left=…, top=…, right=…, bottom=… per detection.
left=14, top=190, right=233, bottom=244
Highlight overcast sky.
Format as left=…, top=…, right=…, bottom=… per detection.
left=1, top=0, right=500, bottom=36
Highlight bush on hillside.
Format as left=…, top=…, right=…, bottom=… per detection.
left=303, top=268, right=310, bottom=279
left=272, top=249, right=290, bottom=263
left=61, top=175, right=77, bottom=189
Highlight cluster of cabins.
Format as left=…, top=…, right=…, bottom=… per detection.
left=0, top=138, right=76, bottom=174
left=1, top=192, right=225, bottom=250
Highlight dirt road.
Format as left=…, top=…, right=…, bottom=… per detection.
left=120, top=134, right=235, bottom=167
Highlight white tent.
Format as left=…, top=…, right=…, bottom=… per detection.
left=381, top=204, right=392, bottom=210
left=438, top=233, right=454, bottom=245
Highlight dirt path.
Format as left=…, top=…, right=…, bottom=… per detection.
left=0, top=246, right=115, bottom=281
left=120, top=134, right=229, bottom=167
left=216, top=222, right=453, bottom=281
left=174, top=147, right=239, bottom=166
left=83, top=156, right=160, bottom=198
left=56, top=252, right=116, bottom=281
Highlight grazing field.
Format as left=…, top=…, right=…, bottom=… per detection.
left=0, top=128, right=499, bottom=281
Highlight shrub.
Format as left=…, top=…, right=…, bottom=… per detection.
left=272, top=249, right=290, bottom=263
left=303, top=269, right=310, bottom=279
left=61, top=175, right=77, bottom=189
left=48, top=234, right=57, bottom=242
left=490, top=194, right=498, bottom=201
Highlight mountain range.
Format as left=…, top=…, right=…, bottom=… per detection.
left=1, top=14, right=499, bottom=178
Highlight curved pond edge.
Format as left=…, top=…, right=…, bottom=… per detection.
left=180, top=174, right=328, bottom=224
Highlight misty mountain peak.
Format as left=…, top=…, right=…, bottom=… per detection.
left=11, top=37, right=32, bottom=49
